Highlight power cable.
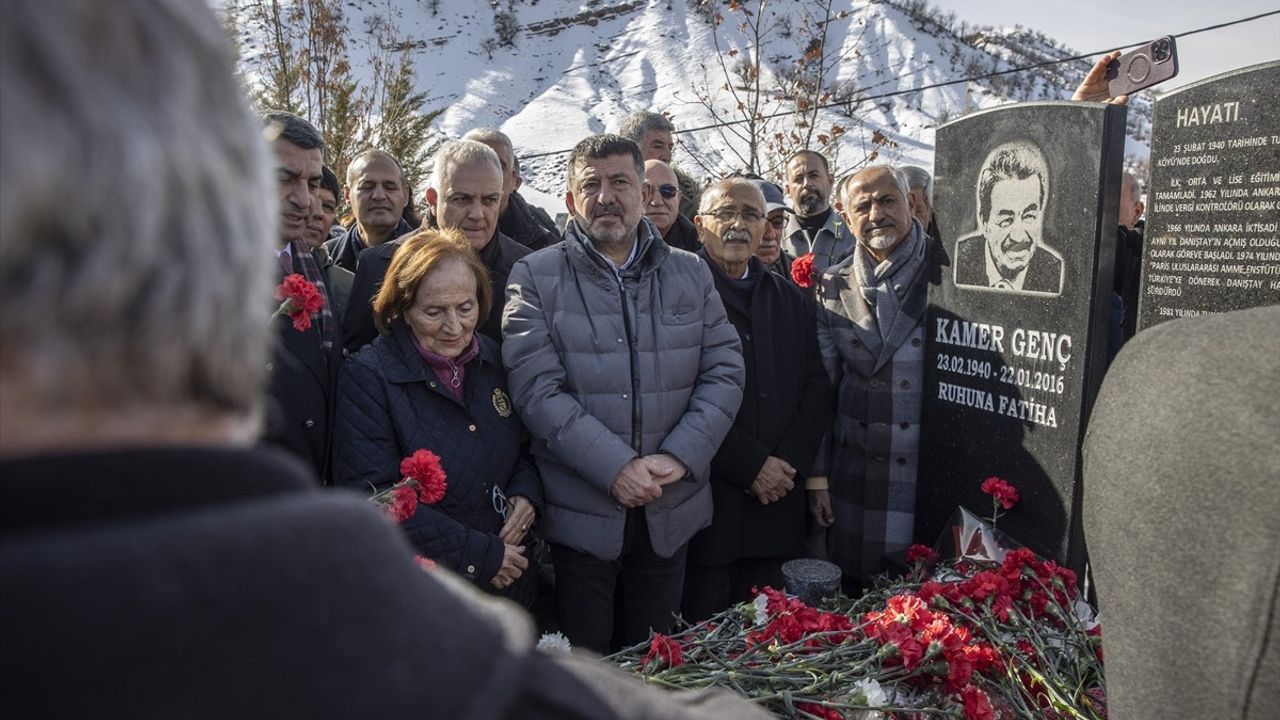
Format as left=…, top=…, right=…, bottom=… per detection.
left=518, top=9, right=1279, bottom=161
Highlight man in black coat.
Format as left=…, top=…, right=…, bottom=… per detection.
left=682, top=179, right=833, bottom=621
left=0, top=6, right=771, bottom=717
left=465, top=128, right=560, bottom=252
left=260, top=111, right=345, bottom=483
left=322, top=148, right=414, bottom=272
left=344, top=140, right=531, bottom=353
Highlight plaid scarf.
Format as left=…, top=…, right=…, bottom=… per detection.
left=286, top=240, right=336, bottom=350
left=852, top=221, right=926, bottom=343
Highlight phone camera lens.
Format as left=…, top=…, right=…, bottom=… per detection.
left=1152, top=39, right=1170, bottom=62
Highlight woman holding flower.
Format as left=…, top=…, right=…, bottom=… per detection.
left=333, top=229, right=542, bottom=607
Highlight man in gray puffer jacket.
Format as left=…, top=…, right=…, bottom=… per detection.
left=502, top=135, right=745, bottom=653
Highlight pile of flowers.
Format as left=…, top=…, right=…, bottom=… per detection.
left=608, top=478, right=1104, bottom=719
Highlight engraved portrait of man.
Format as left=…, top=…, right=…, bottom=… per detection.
left=954, top=141, right=1064, bottom=295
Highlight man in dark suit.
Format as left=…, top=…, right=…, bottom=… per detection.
left=344, top=140, right=531, bottom=353
left=953, top=141, right=1063, bottom=295
left=0, top=4, right=770, bottom=717
left=261, top=111, right=345, bottom=483
left=682, top=179, right=832, bottom=621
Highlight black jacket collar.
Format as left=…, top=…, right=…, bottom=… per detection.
left=1, top=445, right=315, bottom=535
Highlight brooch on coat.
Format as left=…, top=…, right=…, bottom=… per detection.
left=492, top=388, right=513, bottom=417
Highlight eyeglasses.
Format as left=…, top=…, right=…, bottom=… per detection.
left=768, top=215, right=788, bottom=230
left=702, top=208, right=765, bottom=224
left=657, top=184, right=679, bottom=199
left=491, top=484, right=509, bottom=520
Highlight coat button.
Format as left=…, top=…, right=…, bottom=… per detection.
left=304, top=420, right=315, bottom=428
left=265, top=363, right=274, bottom=371
left=622, top=393, right=628, bottom=399
left=617, top=337, right=624, bottom=343
left=911, top=338, right=921, bottom=347
left=466, top=564, right=476, bottom=574
left=430, top=381, right=437, bottom=388
left=468, top=424, right=477, bottom=432
left=897, top=457, right=907, bottom=465
left=900, top=380, right=910, bottom=389
left=744, top=333, right=752, bottom=341
left=900, top=422, right=910, bottom=430
left=852, top=339, right=860, bottom=347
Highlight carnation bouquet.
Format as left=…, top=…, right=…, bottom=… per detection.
left=608, top=478, right=1105, bottom=719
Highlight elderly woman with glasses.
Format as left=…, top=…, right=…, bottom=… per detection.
left=334, top=228, right=541, bottom=607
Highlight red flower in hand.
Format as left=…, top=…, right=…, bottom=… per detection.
left=383, top=484, right=418, bottom=523
left=642, top=633, right=684, bottom=669
left=791, top=252, right=816, bottom=288
left=401, top=449, right=447, bottom=505
left=981, top=476, right=1019, bottom=510
left=273, top=274, right=325, bottom=332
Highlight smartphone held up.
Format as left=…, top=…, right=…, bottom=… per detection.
left=1107, top=36, right=1180, bottom=96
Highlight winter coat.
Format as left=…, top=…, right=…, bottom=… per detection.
left=663, top=213, right=701, bottom=253
left=0, top=445, right=770, bottom=720
left=687, top=254, right=832, bottom=565
left=499, top=191, right=559, bottom=252
left=323, top=218, right=414, bottom=273
left=783, top=209, right=855, bottom=274
left=333, top=325, right=542, bottom=602
left=814, top=234, right=940, bottom=581
left=501, top=218, right=745, bottom=561
left=261, top=248, right=344, bottom=483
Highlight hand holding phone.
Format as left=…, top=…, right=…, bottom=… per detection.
left=1106, top=36, right=1179, bottom=97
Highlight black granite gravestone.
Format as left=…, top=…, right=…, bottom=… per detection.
left=918, top=102, right=1126, bottom=574
left=1138, top=61, right=1280, bottom=330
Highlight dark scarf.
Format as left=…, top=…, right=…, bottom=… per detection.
left=852, top=220, right=927, bottom=342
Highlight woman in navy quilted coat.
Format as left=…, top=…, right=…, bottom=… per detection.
left=334, top=229, right=542, bottom=607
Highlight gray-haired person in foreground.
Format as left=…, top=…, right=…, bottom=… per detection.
left=0, top=3, right=768, bottom=718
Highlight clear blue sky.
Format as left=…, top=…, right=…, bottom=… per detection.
left=928, top=0, right=1280, bottom=89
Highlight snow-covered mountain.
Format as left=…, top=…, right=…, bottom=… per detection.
left=227, top=0, right=1153, bottom=211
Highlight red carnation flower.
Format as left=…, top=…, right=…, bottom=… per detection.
left=980, top=476, right=1019, bottom=510
left=961, top=684, right=996, bottom=720
left=791, top=252, right=816, bottom=288
left=907, top=543, right=939, bottom=565
left=400, top=449, right=447, bottom=505
left=383, top=483, right=418, bottom=523
left=795, top=702, right=842, bottom=720
left=413, top=555, right=437, bottom=572
left=273, top=273, right=325, bottom=332
left=642, top=633, right=684, bottom=669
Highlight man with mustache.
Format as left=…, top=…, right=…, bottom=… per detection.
left=324, top=149, right=414, bottom=272
left=813, top=165, right=939, bottom=592
left=954, top=142, right=1063, bottom=295
left=681, top=179, right=832, bottom=621
left=343, top=140, right=530, bottom=352
left=502, top=134, right=744, bottom=652
left=782, top=150, right=855, bottom=274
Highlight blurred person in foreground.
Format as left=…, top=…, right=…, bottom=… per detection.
left=334, top=230, right=542, bottom=607
left=1084, top=305, right=1279, bottom=720
left=0, top=2, right=770, bottom=718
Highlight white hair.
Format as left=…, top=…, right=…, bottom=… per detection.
left=698, top=178, right=767, bottom=214
left=431, top=139, right=502, bottom=188
left=0, top=0, right=276, bottom=424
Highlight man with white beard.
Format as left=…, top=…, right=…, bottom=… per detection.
left=811, top=165, right=937, bottom=592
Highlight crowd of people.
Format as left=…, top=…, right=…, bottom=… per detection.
left=4, top=3, right=1276, bottom=718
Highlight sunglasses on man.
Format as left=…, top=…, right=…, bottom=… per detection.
left=655, top=184, right=679, bottom=200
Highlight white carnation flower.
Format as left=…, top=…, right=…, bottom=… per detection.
left=752, top=592, right=770, bottom=626
left=537, top=631, right=572, bottom=653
